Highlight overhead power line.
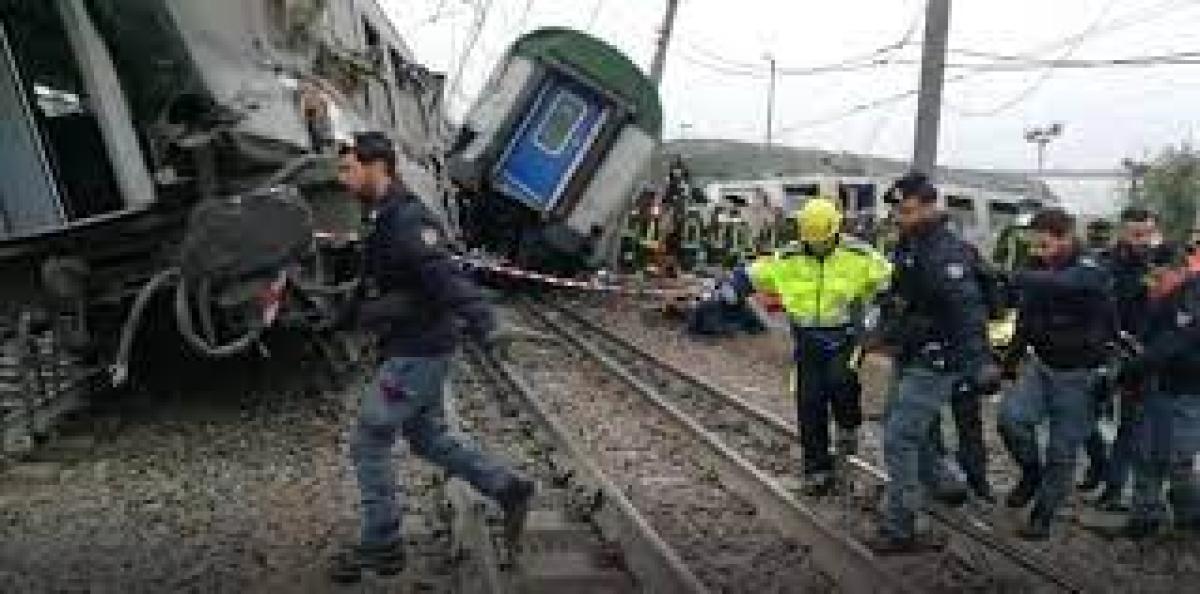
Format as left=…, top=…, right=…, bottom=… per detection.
left=949, top=0, right=1119, bottom=117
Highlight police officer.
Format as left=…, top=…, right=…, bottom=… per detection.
left=329, top=133, right=538, bottom=583
left=870, top=173, right=997, bottom=553
left=746, top=198, right=893, bottom=495
left=1094, top=207, right=1173, bottom=510
left=1120, top=247, right=1200, bottom=538
left=992, top=198, right=1042, bottom=274
left=998, top=208, right=1118, bottom=540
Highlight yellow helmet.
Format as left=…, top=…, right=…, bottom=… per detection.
left=797, top=197, right=842, bottom=244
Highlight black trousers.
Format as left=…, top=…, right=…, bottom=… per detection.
left=795, top=327, right=863, bottom=475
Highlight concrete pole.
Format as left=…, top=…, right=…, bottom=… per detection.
left=649, top=0, right=681, bottom=86
left=912, top=0, right=951, bottom=177
left=766, top=56, right=776, bottom=148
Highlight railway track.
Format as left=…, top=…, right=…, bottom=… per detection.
left=455, top=345, right=707, bottom=593
left=523, top=295, right=1097, bottom=593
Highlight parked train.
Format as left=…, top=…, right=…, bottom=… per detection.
left=0, top=0, right=443, bottom=454
left=448, top=27, right=663, bottom=273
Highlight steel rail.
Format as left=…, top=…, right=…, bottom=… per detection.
left=467, top=344, right=710, bottom=594
left=543, top=297, right=1095, bottom=594
left=520, top=301, right=919, bottom=594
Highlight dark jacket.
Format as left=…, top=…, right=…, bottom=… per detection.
left=356, top=185, right=495, bottom=357
left=883, top=220, right=990, bottom=373
left=1010, top=251, right=1117, bottom=369
left=1103, top=242, right=1180, bottom=338
left=1132, top=273, right=1200, bottom=394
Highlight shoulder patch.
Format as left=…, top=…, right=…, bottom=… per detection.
left=945, top=262, right=967, bottom=280
left=1079, top=256, right=1100, bottom=269
left=420, top=226, right=441, bottom=247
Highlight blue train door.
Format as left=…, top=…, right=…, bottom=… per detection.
left=494, top=75, right=609, bottom=212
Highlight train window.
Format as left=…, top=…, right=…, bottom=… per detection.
left=535, top=90, right=587, bottom=155
left=265, top=0, right=288, bottom=46
left=3, top=7, right=123, bottom=224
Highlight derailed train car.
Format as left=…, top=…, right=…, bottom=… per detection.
left=0, top=0, right=445, bottom=453
left=449, top=28, right=663, bottom=272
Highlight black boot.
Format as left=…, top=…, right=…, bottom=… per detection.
left=1121, top=518, right=1162, bottom=540
left=801, top=471, right=837, bottom=497
left=329, top=541, right=406, bottom=584
left=1006, top=470, right=1041, bottom=509
left=1017, top=506, right=1053, bottom=541
left=496, top=474, right=536, bottom=543
left=1077, top=465, right=1104, bottom=492
left=1095, top=485, right=1127, bottom=511
left=969, top=476, right=996, bottom=504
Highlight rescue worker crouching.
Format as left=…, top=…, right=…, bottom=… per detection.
left=746, top=198, right=892, bottom=495
left=328, top=133, right=545, bottom=583
left=1120, top=246, right=1200, bottom=539
left=997, top=208, right=1118, bottom=540
left=869, top=173, right=998, bottom=554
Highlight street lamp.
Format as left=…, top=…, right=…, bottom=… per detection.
left=1024, top=122, right=1064, bottom=203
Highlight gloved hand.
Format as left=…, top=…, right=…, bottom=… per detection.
left=481, top=325, right=561, bottom=359
left=970, top=361, right=1003, bottom=395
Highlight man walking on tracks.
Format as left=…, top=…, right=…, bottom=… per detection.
left=870, top=173, right=998, bottom=554
left=1119, top=247, right=1200, bottom=538
left=745, top=197, right=893, bottom=495
left=997, top=208, right=1118, bottom=540
left=328, top=132, right=536, bottom=583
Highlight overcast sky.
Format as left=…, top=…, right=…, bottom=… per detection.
left=384, top=0, right=1200, bottom=174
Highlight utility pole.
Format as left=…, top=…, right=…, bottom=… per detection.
left=612, top=0, right=681, bottom=270
left=765, top=55, right=776, bottom=147
left=649, top=0, right=681, bottom=86
left=912, top=0, right=951, bottom=177
left=1121, top=157, right=1150, bottom=203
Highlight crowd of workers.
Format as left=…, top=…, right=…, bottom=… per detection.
left=711, top=172, right=1200, bottom=553
left=324, top=131, right=1199, bottom=579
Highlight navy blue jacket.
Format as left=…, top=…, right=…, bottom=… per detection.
left=884, top=221, right=990, bottom=373
left=1011, top=251, right=1117, bottom=369
left=356, top=185, right=495, bottom=357
left=1103, top=243, right=1154, bottom=338
left=1134, top=274, right=1200, bottom=393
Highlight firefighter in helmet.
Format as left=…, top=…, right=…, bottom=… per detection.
left=742, top=197, right=893, bottom=494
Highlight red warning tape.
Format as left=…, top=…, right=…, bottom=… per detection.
left=452, top=255, right=697, bottom=298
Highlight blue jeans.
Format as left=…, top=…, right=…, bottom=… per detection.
left=1130, top=393, right=1200, bottom=526
left=1103, top=389, right=1142, bottom=495
left=352, top=356, right=515, bottom=546
left=998, top=359, right=1098, bottom=521
left=882, top=365, right=965, bottom=539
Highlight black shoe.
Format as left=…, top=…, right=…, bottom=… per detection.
left=800, top=471, right=836, bottom=497
left=1017, top=508, right=1053, bottom=541
left=967, top=477, right=996, bottom=504
left=1078, top=463, right=1105, bottom=492
left=1095, top=486, right=1127, bottom=512
left=1121, top=518, right=1162, bottom=540
left=329, top=541, right=406, bottom=584
left=1006, top=473, right=1040, bottom=509
left=496, top=475, right=536, bottom=543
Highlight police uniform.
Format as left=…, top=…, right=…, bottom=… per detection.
left=998, top=251, right=1117, bottom=537
left=1093, top=242, right=1175, bottom=507
left=349, top=184, right=524, bottom=550
left=749, top=237, right=892, bottom=488
left=1125, top=272, right=1200, bottom=534
left=878, top=219, right=990, bottom=543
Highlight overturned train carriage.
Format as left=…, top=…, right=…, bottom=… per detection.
left=450, top=27, right=663, bottom=273
left=0, top=0, right=443, bottom=454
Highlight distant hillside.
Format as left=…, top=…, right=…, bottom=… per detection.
left=648, top=139, right=1051, bottom=198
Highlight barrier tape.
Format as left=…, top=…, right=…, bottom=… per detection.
left=452, top=255, right=700, bottom=298
left=311, top=231, right=700, bottom=298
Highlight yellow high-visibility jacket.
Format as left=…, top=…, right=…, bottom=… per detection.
left=749, top=239, right=893, bottom=328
